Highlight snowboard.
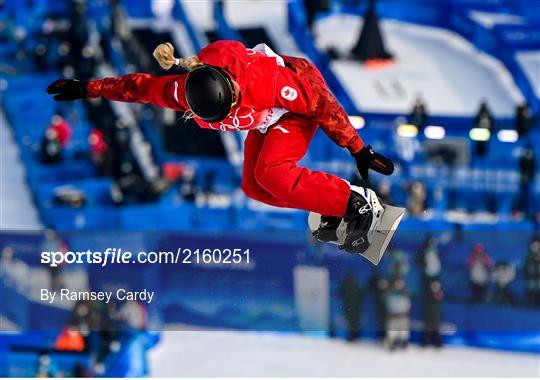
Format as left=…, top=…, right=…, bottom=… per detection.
left=308, top=204, right=405, bottom=265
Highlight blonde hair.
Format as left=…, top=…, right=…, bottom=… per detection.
left=153, top=42, right=202, bottom=70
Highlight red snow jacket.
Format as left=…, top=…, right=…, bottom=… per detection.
left=86, top=40, right=364, bottom=153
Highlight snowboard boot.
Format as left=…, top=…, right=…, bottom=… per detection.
left=312, top=215, right=342, bottom=243
left=340, top=186, right=384, bottom=254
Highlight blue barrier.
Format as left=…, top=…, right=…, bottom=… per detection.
left=444, top=3, right=540, bottom=114
left=0, top=329, right=155, bottom=377
left=2, top=227, right=539, bottom=353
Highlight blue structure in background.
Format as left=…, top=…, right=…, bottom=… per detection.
left=1, top=229, right=539, bottom=356
left=1, top=0, right=540, bottom=375
left=292, top=0, right=540, bottom=114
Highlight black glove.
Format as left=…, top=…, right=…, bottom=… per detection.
left=46, top=79, right=89, bottom=101
left=353, top=145, right=394, bottom=181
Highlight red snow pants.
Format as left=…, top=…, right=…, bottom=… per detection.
left=241, top=114, right=351, bottom=217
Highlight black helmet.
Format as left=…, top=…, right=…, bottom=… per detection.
left=185, top=65, right=236, bottom=123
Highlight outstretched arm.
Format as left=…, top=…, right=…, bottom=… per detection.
left=87, top=73, right=189, bottom=111
left=47, top=73, right=189, bottom=112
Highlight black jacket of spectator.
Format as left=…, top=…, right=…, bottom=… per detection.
left=520, top=149, right=536, bottom=183
left=339, top=274, right=364, bottom=341
left=524, top=240, right=540, bottom=305
left=516, top=104, right=534, bottom=137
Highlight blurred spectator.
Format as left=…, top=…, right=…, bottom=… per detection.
left=518, top=146, right=536, bottom=218
left=49, top=113, right=72, bottom=148
left=118, top=300, right=148, bottom=331
left=475, top=101, right=495, bottom=132
left=109, top=117, right=169, bottom=204
left=68, top=0, right=90, bottom=66
left=417, top=236, right=441, bottom=281
left=70, top=298, right=121, bottom=365
left=369, top=275, right=389, bottom=342
left=524, top=239, right=540, bottom=306
left=203, top=170, right=216, bottom=194
left=34, top=42, right=48, bottom=72
left=384, top=277, right=410, bottom=350
left=467, top=243, right=493, bottom=303
left=40, top=126, right=63, bottom=163
left=78, top=45, right=98, bottom=80
left=387, top=247, right=409, bottom=279
left=73, top=362, right=90, bottom=377
left=417, top=236, right=444, bottom=347
left=516, top=102, right=534, bottom=137
left=392, top=117, right=421, bottom=176
left=0, top=246, right=29, bottom=292
left=97, top=302, right=121, bottom=362
left=338, top=273, right=364, bottom=342
left=111, top=175, right=159, bottom=205
left=406, top=181, right=426, bottom=216
left=71, top=300, right=93, bottom=331
left=35, top=353, right=57, bottom=378
left=108, top=120, right=158, bottom=204
left=88, top=128, right=110, bottom=176
left=474, top=101, right=495, bottom=157
left=422, top=279, right=444, bottom=348
left=112, top=119, right=136, bottom=179
left=180, top=166, right=198, bottom=203
left=377, top=180, right=392, bottom=205
left=491, top=261, right=516, bottom=305
left=409, top=96, right=428, bottom=132
left=55, top=325, right=86, bottom=352
left=41, top=229, right=68, bottom=290
left=303, top=0, right=330, bottom=35
left=56, top=40, right=73, bottom=72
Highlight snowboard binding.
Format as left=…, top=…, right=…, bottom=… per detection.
left=308, top=186, right=405, bottom=265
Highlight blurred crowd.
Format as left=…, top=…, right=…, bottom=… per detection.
left=3, top=0, right=231, bottom=211
left=358, top=96, right=538, bottom=222
left=2, top=0, right=537, bottom=223
left=336, top=234, right=540, bottom=351
left=31, top=295, right=148, bottom=378
left=0, top=230, right=150, bottom=377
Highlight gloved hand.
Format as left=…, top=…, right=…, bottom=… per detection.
left=353, top=145, right=394, bottom=181
left=46, top=79, right=89, bottom=101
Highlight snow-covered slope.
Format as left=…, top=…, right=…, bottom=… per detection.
left=149, top=329, right=539, bottom=377
left=182, top=4, right=524, bottom=116
left=222, top=0, right=305, bottom=57
left=182, top=0, right=304, bottom=57
left=517, top=51, right=540, bottom=99
left=315, top=15, right=524, bottom=116
left=0, top=110, right=41, bottom=230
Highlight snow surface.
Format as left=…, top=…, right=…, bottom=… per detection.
left=182, top=3, right=524, bottom=116
left=181, top=0, right=214, bottom=32
left=183, top=0, right=305, bottom=57
left=222, top=0, right=306, bottom=58
left=149, top=329, right=540, bottom=377
left=0, top=110, right=41, bottom=230
left=315, top=15, right=524, bottom=116
left=517, top=51, right=540, bottom=99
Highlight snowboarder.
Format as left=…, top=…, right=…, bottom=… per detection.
left=46, top=40, right=394, bottom=253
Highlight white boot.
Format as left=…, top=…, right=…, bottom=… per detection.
left=340, top=186, right=385, bottom=253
